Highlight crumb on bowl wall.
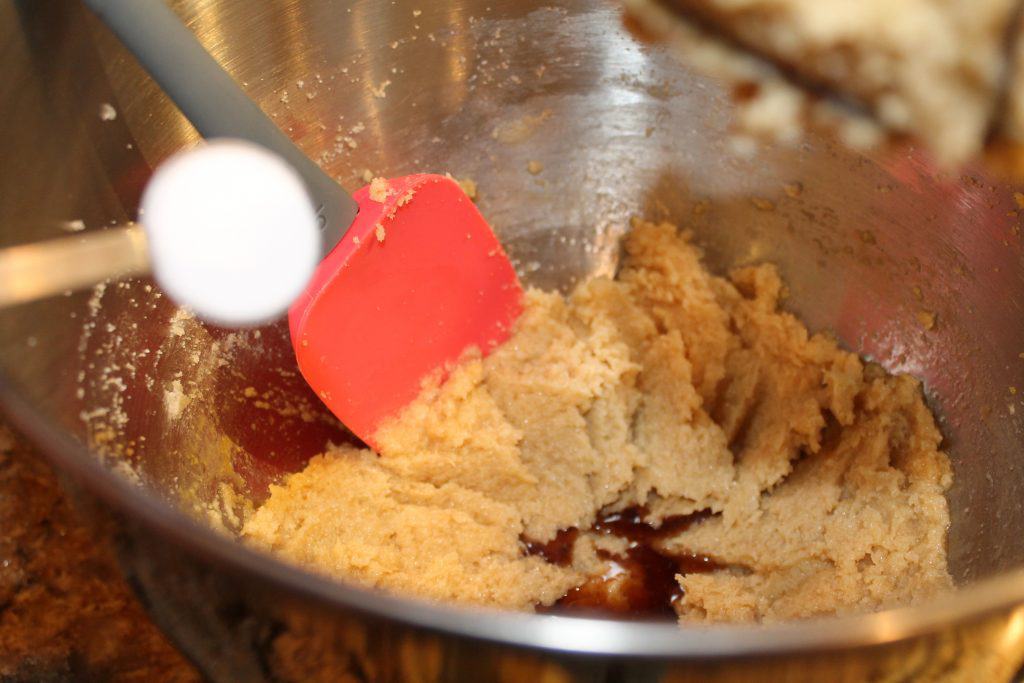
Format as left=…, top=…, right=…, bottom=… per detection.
left=444, top=173, right=478, bottom=201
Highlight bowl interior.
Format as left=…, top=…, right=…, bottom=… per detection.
left=2, top=0, right=1024, bottom=604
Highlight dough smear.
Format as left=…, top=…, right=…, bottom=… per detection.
left=243, top=219, right=953, bottom=622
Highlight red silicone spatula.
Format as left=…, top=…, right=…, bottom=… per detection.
left=289, top=175, right=522, bottom=447
left=85, top=0, right=523, bottom=448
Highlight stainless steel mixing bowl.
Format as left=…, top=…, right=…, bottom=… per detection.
left=4, top=0, right=1024, bottom=680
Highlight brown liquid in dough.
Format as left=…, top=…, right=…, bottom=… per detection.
left=242, top=219, right=953, bottom=622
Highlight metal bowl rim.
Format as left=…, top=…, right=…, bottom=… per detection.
left=3, top=368, right=1022, bottom=659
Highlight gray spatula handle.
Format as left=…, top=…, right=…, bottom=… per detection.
left=82, top=0, right=357, bottom=254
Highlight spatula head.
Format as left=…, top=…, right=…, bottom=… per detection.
left=289, top=174, right=523, bottom=447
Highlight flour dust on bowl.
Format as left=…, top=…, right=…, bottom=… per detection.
left=2, top=0, right=1024, bottom=681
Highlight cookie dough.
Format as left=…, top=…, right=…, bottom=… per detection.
left=242, top=219, right=953, bottom=622
left=624, top=0, right=1021, bottom=166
